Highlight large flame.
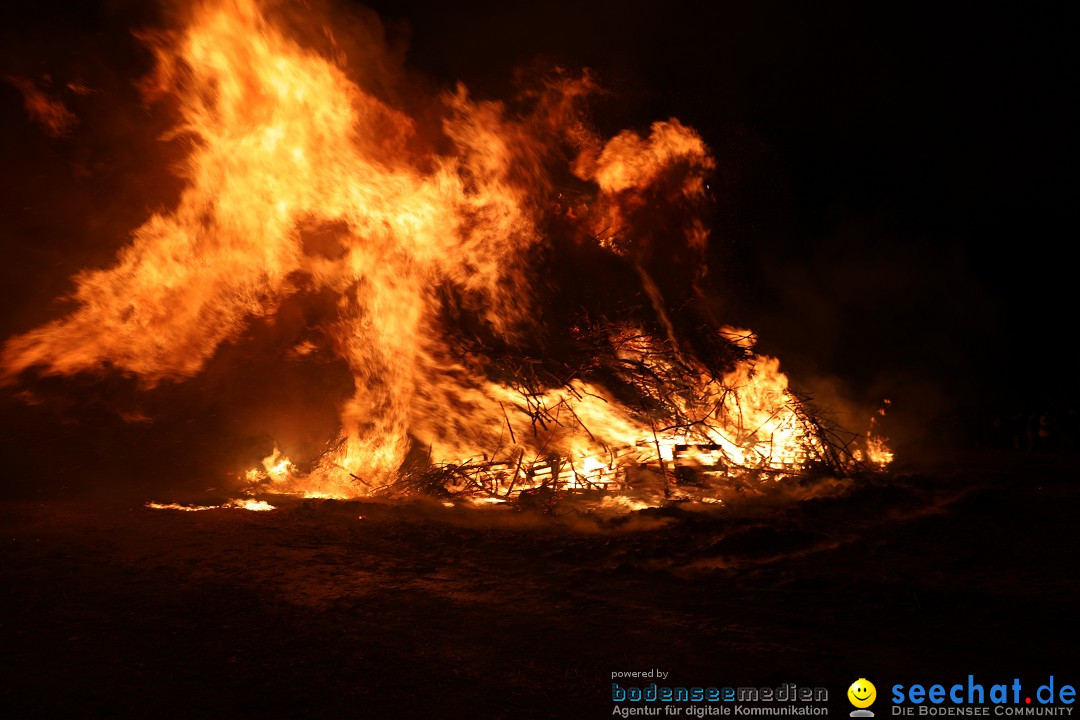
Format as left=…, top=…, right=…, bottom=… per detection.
left=2, top=0, right=889, bottom=505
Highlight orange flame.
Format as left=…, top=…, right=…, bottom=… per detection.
left=2, top=0, right=889, bottom=505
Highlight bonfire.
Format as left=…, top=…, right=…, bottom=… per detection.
left=1, top=0, right=890, bottom=510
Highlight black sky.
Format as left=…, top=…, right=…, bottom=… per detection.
left=362, top=0, right=1079, bottom=410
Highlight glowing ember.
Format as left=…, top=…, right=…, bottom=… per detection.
left=2, top=0, right=890, bottom=510
left=146, top=499, right=276, bottom=512
left=145, top=502, right=217, bottom=512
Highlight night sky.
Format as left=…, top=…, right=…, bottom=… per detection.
left=1, top=0, right=1077, bottom=459
left=370, top=0, right=1078, bottom=418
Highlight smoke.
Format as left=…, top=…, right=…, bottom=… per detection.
left=725, top=209, right=998, bottom=465
left=5, top=75, right=78, bottom=137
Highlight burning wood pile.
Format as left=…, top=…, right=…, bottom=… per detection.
left=247, top=318, right=890, bottom=508
left=0, top=0, right=890, bottom=511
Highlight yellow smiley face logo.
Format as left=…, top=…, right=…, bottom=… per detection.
left=848, top=679, right=877, bottom=708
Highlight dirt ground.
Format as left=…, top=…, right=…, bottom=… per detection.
left=2, top=455, right=1077, bottom=718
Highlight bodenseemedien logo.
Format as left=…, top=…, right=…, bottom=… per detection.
left=849, top=679, right=877, bottom=717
